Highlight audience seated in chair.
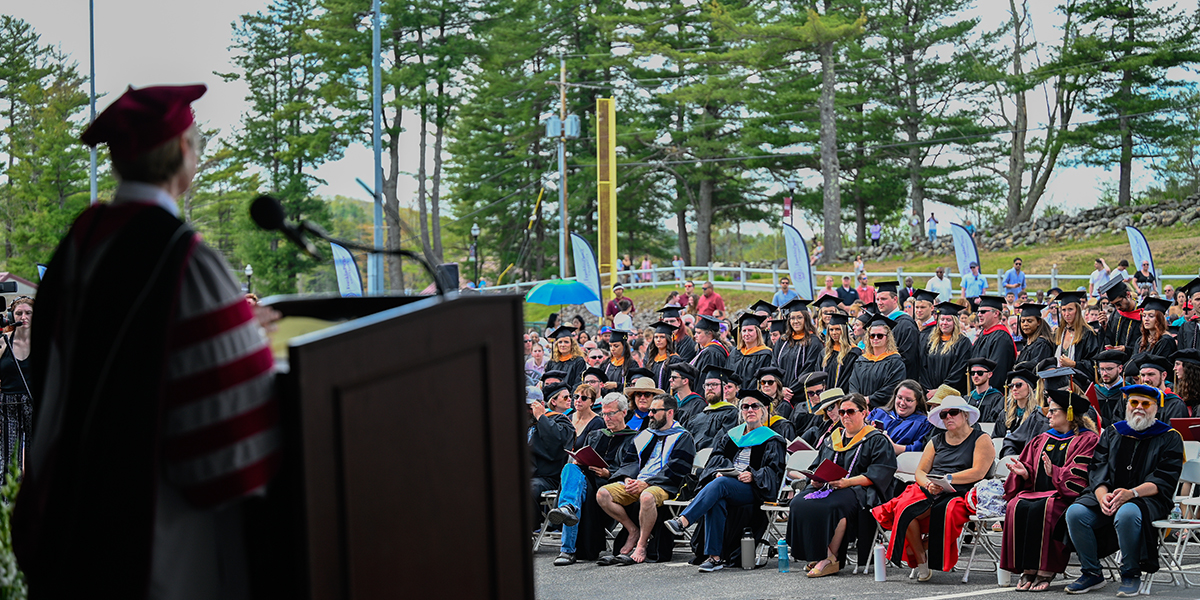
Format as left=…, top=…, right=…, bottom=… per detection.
left=866, top=379, right=933, bottom=455
left=1063, top=384, right=1184, bottom=596
left=529, top=383, right=575, bottom=525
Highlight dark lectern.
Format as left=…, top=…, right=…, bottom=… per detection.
left=253, top=294, right=533, bottom=600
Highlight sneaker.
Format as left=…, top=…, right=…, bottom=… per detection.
left=1115, top=577, right=1140, bottom=597
left=664, top=518, right=687, bottom=536
left=553, top=552, right=576, bottom=566
left=1065, top=573, right=1107, bottom=594
left=547, top=505, right=579, bottom=527
left=698, top=557, right=724, bottom=573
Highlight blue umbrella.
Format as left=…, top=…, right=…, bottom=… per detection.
left=525, top=279, right=601, bottom=306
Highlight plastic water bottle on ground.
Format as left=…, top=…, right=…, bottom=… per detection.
left=777, top=540, right=789, bottom=573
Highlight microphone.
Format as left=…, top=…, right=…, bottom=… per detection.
left=250, top=195, right=321, bottom=259
left=248, top=194, right=447, bottom=297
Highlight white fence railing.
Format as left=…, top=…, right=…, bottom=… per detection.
left=479, top=263, right=1200, bottom=298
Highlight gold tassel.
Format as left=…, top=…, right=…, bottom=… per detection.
left=1067, top=405, right=1074, bottom=421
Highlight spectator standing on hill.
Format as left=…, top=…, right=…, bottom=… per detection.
left=857, top=275, right=876, bottom=305
left=961, top=262, right=988, bottom=308
left=837, top=276, right=860, bottom=311
left=1089, top=258, right=1111, bottom=298
left=672, top=256, right=685, bottom=282
left=696, top=282, right=727, bottom=319
left=927, top=267, right=954, bottom=303
left=1002, top=257, right=1026, bottom=297
left=773, top=276, right=800, bottom=307
left=910, top=210, right=921, bottom=243
left=1134, top=260, right=1156, bottom=296
left=926, top=212, right=938, bottom=243
left=1110, top=259, right=1132, bottom=284
left=870, top=220, right=883, bottom=247
left=964, top=219, right=976, bottom=239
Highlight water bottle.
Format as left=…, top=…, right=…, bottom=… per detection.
left=1170, top=505, right=1183, bottom=522
left=777, top=539, right=790, bottom=573
left=740, top=529, right=755, bottom=570
left=874, top=544, right=886, bottom=581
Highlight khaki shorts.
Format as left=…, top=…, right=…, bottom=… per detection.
left=602, top=482, right=669, bottom=507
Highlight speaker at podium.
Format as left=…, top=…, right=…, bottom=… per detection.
left=248, top=293, right=533, bottom=600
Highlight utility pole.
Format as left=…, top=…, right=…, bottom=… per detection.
left=88, top=0, right=97, bottom=204
left=546, top=56, right=579, bottom=280
left=369, top=0, right=384, bottom=294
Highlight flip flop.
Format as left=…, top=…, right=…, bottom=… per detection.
left=1017, top=573, right=1036, bottom=591
left=596, top=555, right=618, bottom=566
left=1030, top=575, right=1054, bottom=592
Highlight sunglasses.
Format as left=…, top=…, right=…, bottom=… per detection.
left=939, top=408, right=963, bottom=419
left=838, top=408, right=860, bottom=416
left=589, top=354, right=604, bottom=360
left=806, top=389, right=821, bottom=397
left=647, top=407, right=669, bottom=414
left=1128, top=398, right=1154, bottom=410
left=1011, top=381, right=1026, bottom=389
left=740, top=403, right=764, bottom=411
left=1041, top=406, right=1063, bottom=416
left=869, top=333, right=886, bottom=339
left=970, top=370, right=989, bottom=376
left=760, top=379, right=778, bottom=386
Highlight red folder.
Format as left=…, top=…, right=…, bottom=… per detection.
left=799, top=458, right=848, bottom=484
left=567, top=446, right=609, bottom=470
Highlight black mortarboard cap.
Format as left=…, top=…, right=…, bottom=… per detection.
left=704, top=366, right=735, bottom=384
left=582, top=367, right=609, bottom=383
left=815, top=296, right=840, bottom=310
left=696, top=315, right=722, bottom=332
left=801, top=371, right=828, bottom=387
left=736, top=389, right=773, bottom=405
left=1099, top=276, right=1129, bottom=301
left=769, top=318, right=788, bottom=333
left=748, top=300, right=777, bottom=315
left=754, top=366, right=786, bottom=382
left=1139, top=297, right=1172, bottom=314
left=1094, top=349, right=1128, bottom=365
left=828, top=312, right=851, bottom=326
left=736, top=312, right=767, bottom=329
left=541, top=370, right=568, bottom=383
left=1138, top=353, right=1172, bottom=372
left=1055, top=291, right=1087, bottom=306
left=1180, top=276, right=1200, bottom=297
left=1018, top=303, right=1046, bottom=319
left=860, top=302, right=878, bottom=315
left=913, top=289, right=939, bottom=304
left=1173, top=348, right=1200, bottom=367
left=935, top=302, right=965, bottom=316
left=781, top=298, right=812, bottom=313
left=547, top=325, right=577, bottom=339
left=976, top=295, right=1005, bottom=311
left=1045, top=388, right=1092, bottom=420
left=1124, top=360, right=1141, bottom=379
left=542, top=382, right=570, bottom=402
left=649, top=320, right=679, bottom=335
left=626, top=367, right=655, bottom=384
left=1037, top=366, right=1077, bottom=390
left=967, top=357, right=998, bottom=371
left=864, top=313, right=896, bottom=329
left=1007, top=367, right=1037, bottom=387
left=608, top=329, right=628, bottom=344
left=875, top=281, right=900, bottom=295
left=655, top=305, right=682, bottom=319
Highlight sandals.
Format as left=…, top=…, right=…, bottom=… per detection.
left=611, top=554, right=636, bottom=567
left=806, top=558, right=839, bottom=578
left=1017, top=573, right=1037, bottom=591
left=1030, top=575, right=1054, bottom=592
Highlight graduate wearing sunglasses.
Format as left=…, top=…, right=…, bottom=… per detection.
left=665, top=390, right=786, bottom=573
left=845, top=313, right=907, bottom=409
left=1063, top=384, right=1184, bottom=595
left=872, top=395, right=995, bottom=581
left=787, top=393, right=897, bottom=577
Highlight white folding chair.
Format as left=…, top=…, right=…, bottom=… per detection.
left=992, top=436, right=1004, bottom=458
left=978, top=422, right=995, bottom=435
left=1146, top=460, right=1200, bottom=592
left=894, top=451, right=923, bottom=483
left=533, top=490, right=560, bottom=552
left=761, top=451, right=818, bottom=545
left=1184, top=441, right=1200, bottom=462
left=663, top=447, right=716, bottom=544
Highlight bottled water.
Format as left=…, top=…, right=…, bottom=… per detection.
left=777, top=539, right=789, bottom=573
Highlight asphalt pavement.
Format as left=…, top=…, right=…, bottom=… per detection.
left=533, top=547, right=1200, bottom=600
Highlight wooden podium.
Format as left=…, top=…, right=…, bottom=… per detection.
left=250, top=293, right=533, bottom=600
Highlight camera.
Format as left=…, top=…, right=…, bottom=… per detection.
left=0, top=311, right=15, bottom=329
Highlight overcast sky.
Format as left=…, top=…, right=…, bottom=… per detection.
left=7, top=1, right=1168, bottom=240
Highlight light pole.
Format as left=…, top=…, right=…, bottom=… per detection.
left=787, top=180, right=798, bottom=226
left=244, top=264, right=253, bottom=294
left=471, top=222, right=481, bottom=289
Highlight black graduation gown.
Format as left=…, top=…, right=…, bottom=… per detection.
left=611, top=427, right=697, bottom=497
left=1180, top=319, right=1200, bottom=351
left=767, top=415, right=795, bottom=441
left=1059, top=328, right=1104, bottom=377
left=689, top=429, right=787, bottom=564
left=727, top=346, right=774, bottom=388
left=920, top=335, right=973, bottom=394
left=548, top=356, right=587, bottom=389
left=530, top=412, right=575, bottom=480
left=688, top=403, right=741, bottom=450
left=691, top=341, right=730, bottom=375
left=1019, top=336, right=1056, bottom=368
left=772, top=335, right=825, bottom=390
left=890, top=313, right=923, bottom=380
left=823, top=347, right=861, bottom=391
left=846, top=353, right=907, bottom=409
left=675, top=334, right=699, bottom=363
left=1096, top=383, right=1125, bottom=427
left=574, top=427, right=639, bottom=560
left=1106, top=311, right=1142, bottom=352
left=646, top=353, right=682, bottom=391
left=601, top=358, right=631, bottom=393
left=968, top=387, right=1005, bottom=424
left=674, top=392, right=705, bottom=429
left=791, top=408, right=823, bottom=440
left=801, top=419, right=841, bottom=448
left=1069, top=422, right=1185, bottom=575
left=971, top=328, right=1017, bottom=391
left=1137, top=334, right=1177, bottom=359
left=1161, top=392, right=1188, bottom=422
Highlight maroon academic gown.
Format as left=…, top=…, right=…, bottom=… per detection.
left=1000, top=429, right=1099, bottom=574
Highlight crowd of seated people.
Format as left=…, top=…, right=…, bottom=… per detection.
left=524, top=275, right=1200, bottom=596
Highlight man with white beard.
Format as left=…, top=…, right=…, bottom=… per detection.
left=1063, top=384, right=1184, bottom=596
